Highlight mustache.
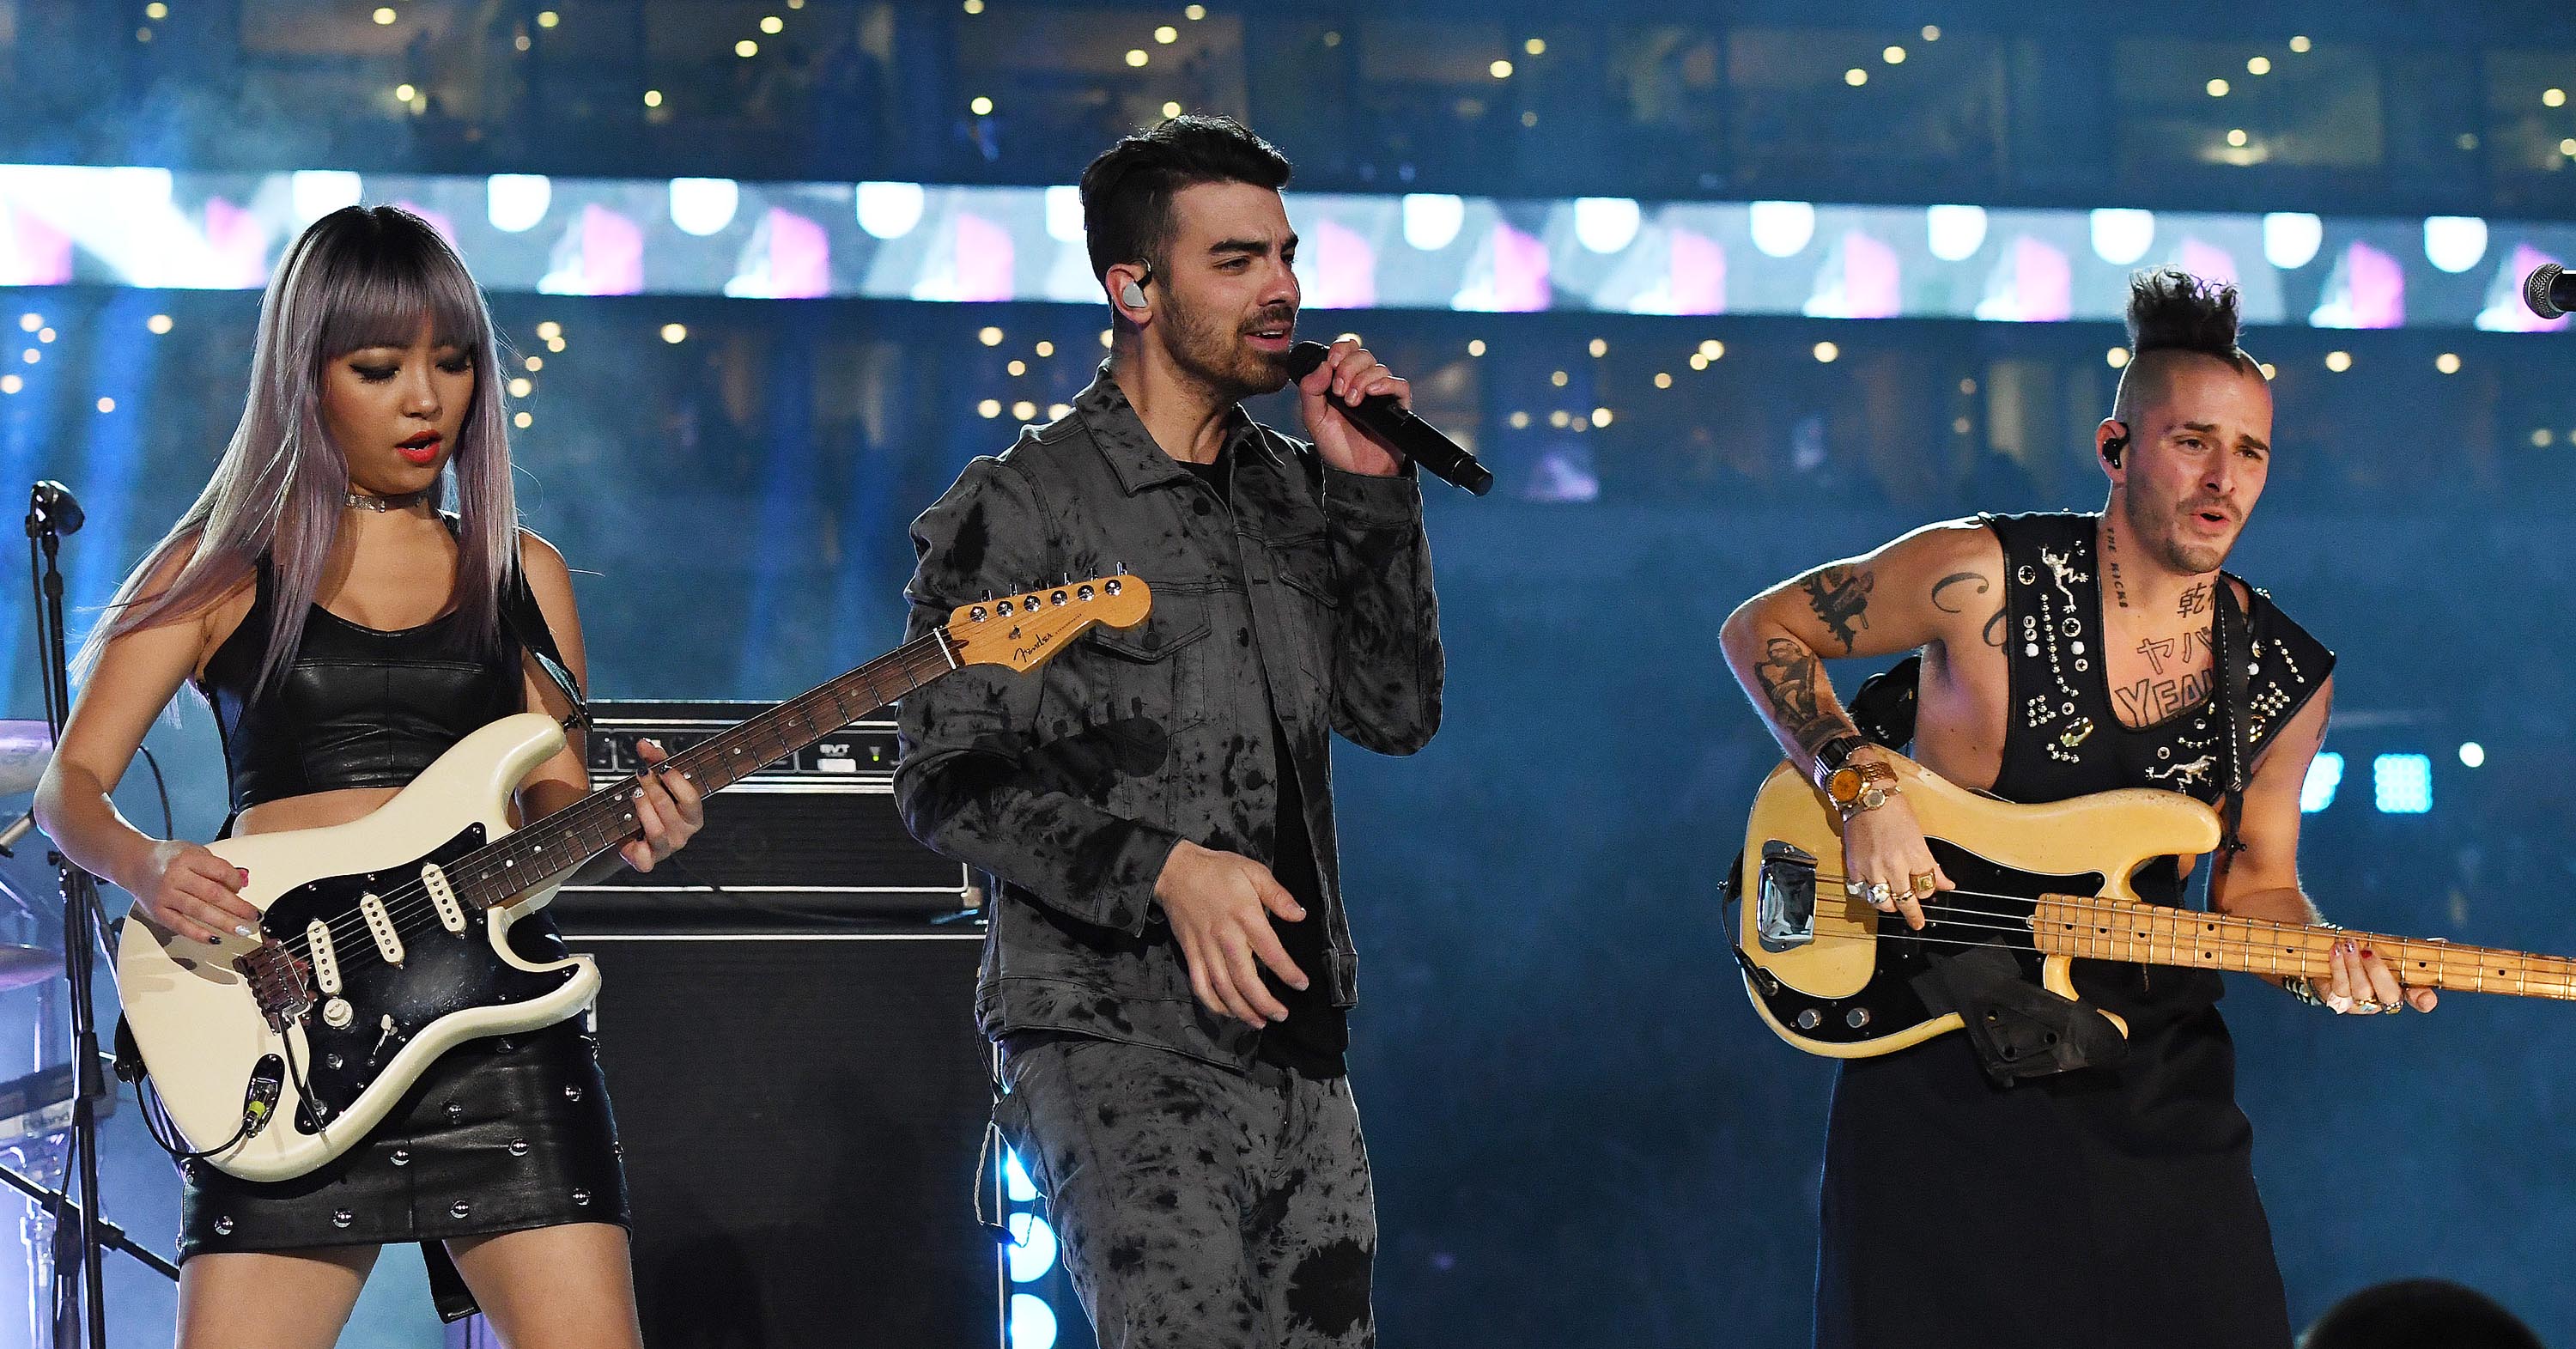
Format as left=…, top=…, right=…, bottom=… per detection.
left=1241, top=307, right=1297, bottom=333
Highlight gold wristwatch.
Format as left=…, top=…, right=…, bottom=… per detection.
left=1823, top=761, right=1900, bottom=820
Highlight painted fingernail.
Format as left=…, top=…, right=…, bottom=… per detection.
left=234, top=925, right=257, bottom=939
left=205, top=936, right=222, bottom=946
left=236, top=868, right=250, bottom=881
left=2360, top=947, right=2372, bottom=958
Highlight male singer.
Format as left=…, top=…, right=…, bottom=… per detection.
left=894, top=115, right=1443, bottom=1348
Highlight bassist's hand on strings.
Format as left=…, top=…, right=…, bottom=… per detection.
left=1837, top=750, right=1953, bottom=932
left=618, top=737, right=705, bottom=873
left=2316, top=937, right=2439, bottom=1015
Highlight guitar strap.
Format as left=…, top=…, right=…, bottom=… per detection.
left=2213, top=574, right=2255, bottom=860
left=501, top=555, right=590, bottom=732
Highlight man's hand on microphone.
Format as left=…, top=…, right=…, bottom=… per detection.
left=1296, top=337, right=1407, bottom=477
left=1155, top=839, right=1310, bottom=1029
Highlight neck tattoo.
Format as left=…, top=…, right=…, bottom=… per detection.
left=2105, top=519, right=2131, bottom=610
left=344, top=487, right=436, bottom=513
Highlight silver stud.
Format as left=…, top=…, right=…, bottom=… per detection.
left=391, top=1148, right=410, bottom=1167
left=508, top=1138, right=530, bottom=1157
left=564, top=1085, right=583, bottom=1102
left=450, top=1200, right=471, bottom=1219
left=2024, top=643, right=2040, bottom=657
left=571, top=1188, right=592, bottom=1206
left=331, top=1209, right=354, bottom=1229
left=446, top=1102, right=465, bottom=1123
left=326, top=1054, right=344, bottom=1070
left=613, top=1142, right=624, bottom=1157
left=496, top=1038, right=516, bottom=1053
left=213, top=1216, right=234, bottom=1236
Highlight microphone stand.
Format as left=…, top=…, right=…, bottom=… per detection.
left=23, top=483, right=178, bottom=1349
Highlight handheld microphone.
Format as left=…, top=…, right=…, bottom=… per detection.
left=1284, top=341, right=1494, bottom=495
left=27, top=481, right=82, bottom=536
left=2523, top=262, right=2576, bottom=320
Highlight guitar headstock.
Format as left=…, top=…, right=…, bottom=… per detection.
left=945, top=574, right=1152, bottom=673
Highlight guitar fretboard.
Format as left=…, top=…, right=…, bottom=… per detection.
left=2030, top=895, right=2576, bottom=1000
left=438, top=632, right=957, bottom=913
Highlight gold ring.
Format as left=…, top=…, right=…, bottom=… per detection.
left=1910, top=872, right=1938, bottom=896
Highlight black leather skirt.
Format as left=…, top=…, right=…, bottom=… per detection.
left=176, top=1016, right=629, bottom=1322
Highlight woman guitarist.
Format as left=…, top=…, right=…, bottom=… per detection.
left=33, top=205, right=700, bottom=1349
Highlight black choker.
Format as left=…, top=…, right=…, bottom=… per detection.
left=344, top=489, right=435, bottom=513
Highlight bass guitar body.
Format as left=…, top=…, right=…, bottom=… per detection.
left=1729, top=757, right=2221, bottom=1058
left=117, top=714, right=592, bottom=1184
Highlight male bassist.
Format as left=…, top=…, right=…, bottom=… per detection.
left=1718, top=269, right=2431, bottom=1349
left=895, top=116, right=1442, bottom=1348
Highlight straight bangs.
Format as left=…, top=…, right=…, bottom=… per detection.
left=312, top=230, right=490, bottom=364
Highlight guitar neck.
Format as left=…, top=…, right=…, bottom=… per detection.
left=2030, top=895, right=2576, bottom=1000
left=450, top=632, right=957, bottom=912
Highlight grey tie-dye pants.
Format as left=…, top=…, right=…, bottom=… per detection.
left=998, top=1036, right=1376, bottom=1348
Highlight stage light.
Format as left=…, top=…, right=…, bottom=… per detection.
left=670, top=178, right=741, bottom=236
left=20, top=350, right=37, bottom=365
left=1589, top=337, right=1607, bottom=356
left=508, top=377, right=532, bottom=398
left=145, top=2, right=166, bottom=17
left=644, top=89, right=663, bottom=108
left=1688, top=353, right=1708, bottom=370
left=1007, top=360, right=1026, bottom=376
left=2325, top=350, right=2351, bottom=372
left=2422, top=216, right=2488, bottom=274
left=2562, top=138, right=2576, bottom=158
left=1034, top=340, right=1054, bottom=356
left=737, top=39, right=758, bottom=57
left=1573, top=197, right=1641, bottom=253
left=1490, top=60, right=1514, bottom=79
left=2436, top=352, right=2461, bottom=374
left=2257, top=362, right=2275, bottom=380
left=147, top=314, right=171, bottom=334
left=978, top=399, right=1002, bottom=418
left=980, top=327, right=1005, bottom=346
left=1548, top=410, right=1571, bottom=428
left=95, top=398, right=113, bottom=414
left=2288, top=35, right=2311, bottom=52
left=537, top=9, right=558, bottom=27
left=2262, top=212, right=2324, bottom=269
left=1526, top=38, right=1545, bottom=56
left=2248, top=56, right=2271, bottom=75
left=1844, top=68, right=1867, bottom=87
left=1591, top=407, right=1612, bottom=427
left=1187, top=4, right=1205, bottom=18
left=135, top=23, right=152, bottom=39
left=856, top=181, right=927, bottom=239
left=1100, top=329, right=1113, bottom=348
left=1748, top=200, right=1815, bottom=258
left=0, top=376, right=16, bottom=394
left=1400, top=194, right=1466, bottom=252
left=395, top=83, right=416, bottom=102
left=1162, top=101, right=1182, bottom=118
left=1009, top=1294, right=1059, bottom=1349
left=660, top=324, right=687, bottom=343
left=1522, top=111, right=1538, bottom=127
left=2226, top=129, right=2247, bottom=148
left=1042, top=185, right=1084, bottom=243
left=2207, top=78, right=2229, bottom=97
left=2372, top=754, right=2432, bottom=815
left=1047, top=403, right=1070, bottom=418
left=291, top=169, right=365, bottom=224
left=1953, top=416, right=1971, bottom=434
left=2300, top=753, right=2342, bottom=812
left=373, top=7, right=396, bottom=24
left=963, top=0, right=983, bottom=11
left=14, top=315, right=34, bottom=332
left=513, top=410, right=532, bottom=428
left=971, top=95, right=994, bottom=115
left=486, top=174, right=552, bottom=233
left=1921, top=25, right=1940, bottom=40
left=1884, top=46, right=1906, bottom=64
left=2460, top=742, right=2486, bottom=768
left=1155, top=25, right=1176, bottom=42
left=1006, top=1213, right=1059, bottom=1282
left=1467, top=339, right=1485, bottom=356
left=1012, top=400, right=1037, bottom=420
left=515, top=33, right=529, bottom=51
left=1550, top=370, right=1568, bottom=386
left=1654, top=372, right=1672, bottom=388
left=1127, top=49, right=1149, bottom=67
left=1322, top=30, right=1340, bottom=46
left=2549, top=88, right=2567, bottom=108
left=2089, top=208, right=2155, bottom=264
left=1925, top=204, right=1988, bottom=261
left=2106, top=346, right=2129, bottom=368
left=537, top=322, right=562, bottom=341
left=1959, top=377, right=1977, bottom=393
left=1698, top=339, right=1724, bottom=361
left=761, top=15, right=783, bottom=33
left=1814, top=341, right=1839, bottom=363
left=1508, top=410, right=1529, bottom=428
left=546, top=336, right=564, bottom=352
left=2534, top=428, right=2554, bottom=448
left=36, top=329, right=53, bottom=344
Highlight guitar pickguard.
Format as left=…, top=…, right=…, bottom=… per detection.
left=255, top=825, right=580, bottom=1133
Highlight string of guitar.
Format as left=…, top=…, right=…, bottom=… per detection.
left=276, top=642, right=947, bottom=968
left=1789, top=873, right=2576, bottom=994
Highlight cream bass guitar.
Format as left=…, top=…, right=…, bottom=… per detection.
left=1728, top=753, right=2576, bottom=1058
left=119, top=575, right=1148, bottom=1181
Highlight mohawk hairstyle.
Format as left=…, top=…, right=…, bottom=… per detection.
left=2114, top=268, right=2262, bottom=420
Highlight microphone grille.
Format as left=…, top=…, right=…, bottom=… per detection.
left=2525, top=262, right=2567, bottom=319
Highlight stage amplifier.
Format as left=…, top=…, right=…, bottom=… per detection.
left=553, top=699, right=975, bottom=927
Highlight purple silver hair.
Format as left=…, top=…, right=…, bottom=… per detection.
left=78, top=205, right=519, bottom=697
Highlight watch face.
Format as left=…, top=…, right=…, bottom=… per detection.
left=1826, top=766, right=1862, bottom=805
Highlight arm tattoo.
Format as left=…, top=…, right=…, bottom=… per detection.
left=1931, top=570, right=2007, bottom=647
left=1799, top=565, right=1875, bottom=654
left=1756, top=637, right=1850, bottom=757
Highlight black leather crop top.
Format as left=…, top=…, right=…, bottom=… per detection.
left=196, top=558, right=527, bottom=815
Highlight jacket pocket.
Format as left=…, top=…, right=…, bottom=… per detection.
left=1084, top=591, right=1212, bottom=732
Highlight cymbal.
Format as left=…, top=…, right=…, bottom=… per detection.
left=0, top=945, right=57, bottom=994
left=0, top=722, right=51, bottom=797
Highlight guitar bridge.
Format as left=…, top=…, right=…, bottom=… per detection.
left=232, top=939, right=314, bottom=1035
left=1756, top=842, right=1820, bottom=953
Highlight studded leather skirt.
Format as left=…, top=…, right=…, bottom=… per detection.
left=175, top=1016, right=629, bottom=1322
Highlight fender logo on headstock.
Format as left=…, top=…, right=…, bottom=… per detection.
left=1012, top=629, right=1059, bottom=665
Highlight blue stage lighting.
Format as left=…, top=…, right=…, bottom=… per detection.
left=2372, top=754, right=2433, bottom=815
left=1005, top=1146, right=1038, bottom=1202
left=2300, top=752, right=2343, bottom=813
left=1007, top=1212, right=1060, bottom=1283
left=2458, top=741, right=2486, bottom=769
left=1009, top=1292, right=1060, bottom=1349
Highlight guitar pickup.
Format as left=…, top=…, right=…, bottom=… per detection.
left=1756, top=842, right=1820, bottom=953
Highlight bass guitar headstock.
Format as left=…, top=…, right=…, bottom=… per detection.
left=945, top=574, right=1152, bottom=673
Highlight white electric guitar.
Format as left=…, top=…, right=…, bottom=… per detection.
left=117, top=575, right=1149, bottom=1182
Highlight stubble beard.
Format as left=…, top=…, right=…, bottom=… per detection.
left=1163, top=289, right=1291, bottom=404
left=2119, top=483, right=2234, bottom=577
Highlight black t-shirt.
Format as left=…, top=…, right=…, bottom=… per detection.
left=1181, top=447, right=1348, bottom=1078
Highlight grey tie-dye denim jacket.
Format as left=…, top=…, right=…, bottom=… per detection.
left=894, top=368, right=1443, bottom=1069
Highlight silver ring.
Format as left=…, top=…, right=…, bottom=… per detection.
left=2381, top=998, right=2408, bottom=1014
left=1864, top=881, right=1892, bottom=908
left=1844, top=880, right=1867, bottom=898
